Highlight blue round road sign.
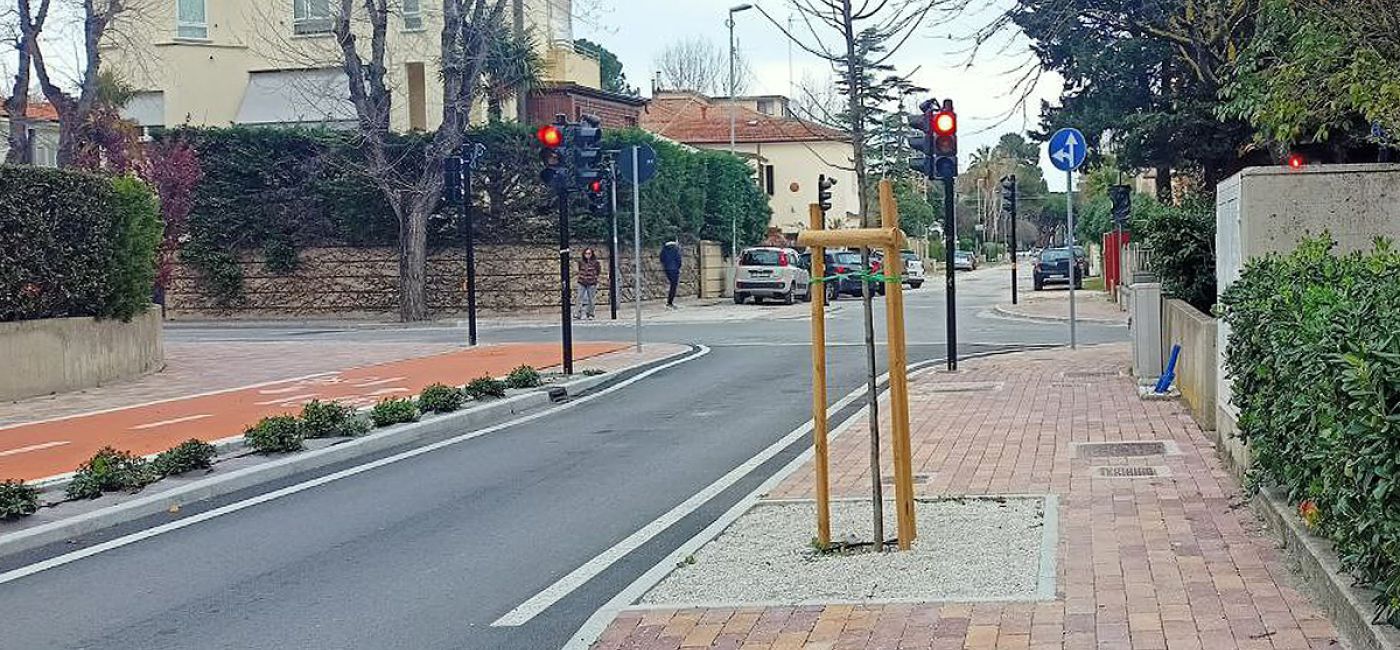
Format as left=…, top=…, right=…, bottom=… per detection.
left=1048, top=128, right=1088, bottom=172
left=619, top=144, right=658, bottom=184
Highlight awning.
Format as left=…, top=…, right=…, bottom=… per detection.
left=235, top=68, right=357, bottom=127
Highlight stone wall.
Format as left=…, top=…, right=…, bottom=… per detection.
left=1161, top=298, right=1217, bottom=430
left=0, top=309, right=164, bottom=401
left=166, top=243, right=711, bottom=318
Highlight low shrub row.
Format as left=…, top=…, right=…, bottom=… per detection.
left=1221, top=236, right=1400, bottom=624
left=67, top=439, right=218, bottom=500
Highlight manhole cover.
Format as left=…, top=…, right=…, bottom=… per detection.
left=1074, top=440, right=1177, bottom=459
left=881, top=473, right=933, bottom=485
left=1094, top=465, right=1169, bottom=478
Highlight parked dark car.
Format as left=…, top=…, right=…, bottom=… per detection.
left=800, top=250, right=885, bottom=301
left=1033, top=247, right=1090, bottom=290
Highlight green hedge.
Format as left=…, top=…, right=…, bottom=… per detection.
left=1221, top=237, right=1400, bottom=623
left=0, top=166, right=160, bottom=322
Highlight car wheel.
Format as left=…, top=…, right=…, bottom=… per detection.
left=801, top=286, right=812, bottom=302
left=783, top=289, right=795, bottom=305
left=826, top=283, right=840, bottom=302
left=733, top=292, right=745, bottom=305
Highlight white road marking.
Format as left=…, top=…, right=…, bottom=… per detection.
left=493, top=354, right=948, bottom=629
left=0, top=346, right=711, bottom=588
left=0, top=441, right=70, bottom=458
left=365, top=388, right=411, bottom=397
left=254, top=394, right=319, bottom=406
left=129, top=414, right=214, bottom=430
left=354, top=377, right=406, bottom=388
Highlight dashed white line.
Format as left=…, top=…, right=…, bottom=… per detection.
left=0, top=441, right=70, bottom=458
left=129, top=414, right=214, bottom=430
left=254, top=394, right=319, bottom=406
left=354, top=377, right=407, bottom=388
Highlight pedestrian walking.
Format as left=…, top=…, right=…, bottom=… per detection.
left=575, top=247, right=602, bottom=320
left=660, top=241, right=682, bottom=309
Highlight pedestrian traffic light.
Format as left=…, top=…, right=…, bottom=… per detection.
left=586, top=178, right=609, bottom=215
left=1287, top=152, right=1306, bottom=170
left=573, top=113, right=603, bottom=183
left=537, top=117, right=565, bottom=186
left=907, top=98, right=937, bottom=178
left=932, top=99, right=958, bottom=180
left=1000, top=175, right=1017, bottom=220
left=443, top=153, right=464, bottom=204
left=817, top=174, right=837, bottom=212
left=1108, top=185, right=1132, bottom=226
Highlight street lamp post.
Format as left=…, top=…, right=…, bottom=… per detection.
left=728, top=3, right=752, bottom=260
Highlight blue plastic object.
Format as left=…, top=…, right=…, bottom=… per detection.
left=1155, top=344, right=1181, bottom=393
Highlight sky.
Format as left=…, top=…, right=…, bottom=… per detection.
left=573, top=0, right=1072, bottom=189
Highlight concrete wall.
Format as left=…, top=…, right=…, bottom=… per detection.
left=696, top=241, right=725, bottom=299
left=0, top=309, right=164, bottom=402
left=1162, top=298, right=1217, bottom=430
left=1216, top=163, right=1400, bottom=449
left=166, top=243, right=716, bottom=318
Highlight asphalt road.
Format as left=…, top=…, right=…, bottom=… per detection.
left=0, top=266, right=1125, bottom=650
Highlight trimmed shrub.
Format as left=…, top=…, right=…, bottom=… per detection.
left=244, top=415, right=305, bottom=453
left=300, top=400, right=369, bottom=438
left=152, top=439, right=217, bottom=477
left=0, top=167, right=159, bottom=322
left=370, top=398, right=420, bottom=427
left=464, top=376, right=507, bottom=400
left=0, top=480, right=40, bottom=519
left=505, top=365, right=542, bottom=390
left=418, top=383, right=465, bottom=414
left=1221, top=236, right=1400, bottom=623
left=66, top=447, right=156, bottom=499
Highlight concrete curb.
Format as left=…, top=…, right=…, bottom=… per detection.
left=1252, top=486, right=1400, bottom=650
left=0, top=347, right=695, bottom=560
left=990, top=304, right=1126, bottom=327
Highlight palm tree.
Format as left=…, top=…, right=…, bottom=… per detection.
left=482, top=24, right=546, bottom=122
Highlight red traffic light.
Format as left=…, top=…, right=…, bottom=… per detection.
left=932, top=111, right=956, bottom=135
left=536, top=125, right=563, bottom=148
left=1287, top=153, right=1305, bottom=169
left=589, top=180, right=604, bottom=193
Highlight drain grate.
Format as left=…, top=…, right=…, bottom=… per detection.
left=1074, top=440, right=1177, bottom=459
left=1094, top=465, right=1168, bottom=479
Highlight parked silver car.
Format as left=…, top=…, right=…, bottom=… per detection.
left=952, top=250, right=977, bottom=271
left=733, top=247, right=812, bottom=305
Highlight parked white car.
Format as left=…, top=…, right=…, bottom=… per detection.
left=900, top=250, right=925, bottom=289
left=733, top=247, right=811, bottom=305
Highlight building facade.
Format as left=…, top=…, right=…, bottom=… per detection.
left=641, top=91, right=858, bottom=236
left=107, top=0, right=602, bottom=132
left=0, top=102, right=60, bottom=166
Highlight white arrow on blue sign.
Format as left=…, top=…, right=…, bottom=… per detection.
left=1048, top=127, right=1088, bottom=172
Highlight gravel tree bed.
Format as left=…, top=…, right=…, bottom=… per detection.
left=641, top=496, right=1053, bottom=606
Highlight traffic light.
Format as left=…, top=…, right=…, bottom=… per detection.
left=443, top=152, right=464, bottom=204
left=537, top=117, right=565, bottom=186
left=1287, top=152, right=1306, bottom=170
left=1000, top=175, right=1017, bottom=220
left=817, top=174, right=837, bottom=212
left=573, top=113, right=604, bottom=183
left=907, top=98, right=937, bottom=178
left=1108, top=185, right=1132, bottom=226
left=586, top=178, right=609, bottom=215
left=932, top=99, right=958, bottom=179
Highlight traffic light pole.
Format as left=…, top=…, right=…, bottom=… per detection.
left=464, top=162, right=478, bottom=347
left=558, top=186, right=575, bottom=375
left=608, top=165, right=620, bottom=321
left=942, top=175, right=958, bottom=371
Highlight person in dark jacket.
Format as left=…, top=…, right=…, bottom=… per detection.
left=575, top=248, right=602, bottom=319
left=660, top=241, right=682, bottom=308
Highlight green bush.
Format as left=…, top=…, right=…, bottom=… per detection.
left=418, top=383, right=465, bottom=413
left=152, top=439, right=217, bottom=477
left=244, top=415, right=305, bottom=453
left=505, top=365, right=543, bottom=389
left=0, top=167, right=160, bottom=322
left=1133, top=195, right=1216, bottom=313
left=0, top=480, right=40, bottom=519
left=300, top=400, right=369, bottom=438
left=1221, top=236, right=1400, bottom=623
left=464, top=376, right=507, bottom=400
left=370, top=398, right=420, bottom=427
left=66, top=447, right=156, bottom=499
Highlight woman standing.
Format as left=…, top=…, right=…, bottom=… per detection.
left=575, top=248, right=602, bottom=320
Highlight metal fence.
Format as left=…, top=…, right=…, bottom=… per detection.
left=1121, top=243, right=1157, bottom=284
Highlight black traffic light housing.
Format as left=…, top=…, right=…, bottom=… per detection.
left=586, top=178, right=609, bottom=215
left=537, top=116, right=567, bottom=187
left=932, top=99, right=958, bottom=180
left=443, top=152, right=464, bottom=204
left=817, top=174, right=837, bottom=212
left=1000, top=175, right=1017, bottom=219
left=907, top=98, right=938, bottom=178
left=1109, top=185, right=1132, bottom=226
left=573, top=113, right=604, bottom=184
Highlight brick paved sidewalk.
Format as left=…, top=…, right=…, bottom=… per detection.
left=592, top=344, right=1341, bottom=649
left=995, top=290, right=1126, bottom=326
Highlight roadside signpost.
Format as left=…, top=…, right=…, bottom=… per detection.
left=1048, top=127, right=1087, bottom=349
left=620, top=143, right=658, bottom=353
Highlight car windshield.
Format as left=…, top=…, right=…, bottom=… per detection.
left=954, top=252, right=972, bottom=260
left=741, top=250, right=783, bottom=266
left=832, top=252, right=863, bottom=265
left=901, top=252, right=918, bottom=262
left=1041, top=249, right=1073, bottom=261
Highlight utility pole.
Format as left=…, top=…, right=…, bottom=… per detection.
left=727, top=4, right=754, bottom=261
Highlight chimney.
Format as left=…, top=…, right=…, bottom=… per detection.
left=653, top=71, right=663, bottom=94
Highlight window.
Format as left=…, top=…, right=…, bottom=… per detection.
left=401, top=0, right=422, bottom=30
left=764, top=165, right=775, bottom=196
left=177, top=0, right=207, bottom=39
left=294, top=0, right=333, bottom=35
left=756, top=99, right=773, bottom=115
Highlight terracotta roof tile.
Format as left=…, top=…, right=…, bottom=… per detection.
left=0, top=100, right=60, bottom=122
left=642, top=93, right=848, bottom=145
